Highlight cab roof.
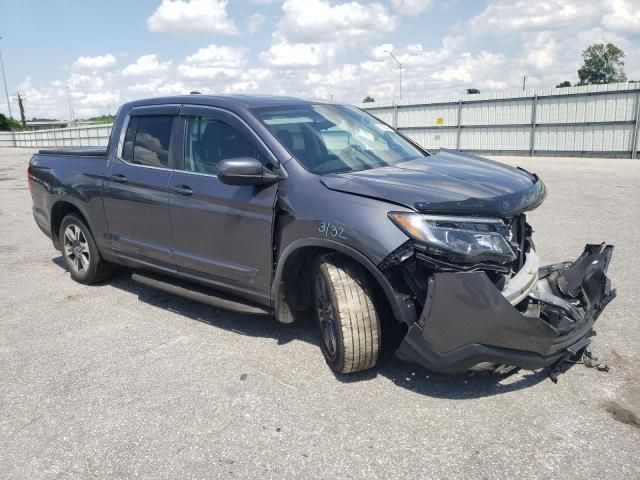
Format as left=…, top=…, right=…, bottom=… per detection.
left=121, top=94, right=337, bottom=112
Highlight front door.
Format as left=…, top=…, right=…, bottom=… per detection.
left=168, top=106, right=279, bottom=301
left=102, top=106, right=179, bottom=271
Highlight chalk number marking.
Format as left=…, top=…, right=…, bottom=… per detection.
left=319, top=221, right=348, bottom=240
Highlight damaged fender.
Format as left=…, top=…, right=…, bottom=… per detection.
left=397, top=244, right=616, bottom=374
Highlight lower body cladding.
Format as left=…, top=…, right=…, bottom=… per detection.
left=395, top=244, right=616, bottom=374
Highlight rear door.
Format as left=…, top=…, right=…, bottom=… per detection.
left=168, top=105, right=279, bottom=301
left=102, top=105, right=179, bottom=271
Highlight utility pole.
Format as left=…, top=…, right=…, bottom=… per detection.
left=384, top=50, right=403, bottom=101
left=522, top=73, right=527, bottom=91
left=0, top=36, right=13, bottom=119
left=16, top=92, right=26, bottom=128
left=65, top=86, right=74, bottom=123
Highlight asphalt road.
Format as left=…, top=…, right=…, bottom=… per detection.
left=1, top=148, right=638, bottom=479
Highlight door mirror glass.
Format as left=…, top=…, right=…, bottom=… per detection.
left=218, top=157, right=277, bottom=186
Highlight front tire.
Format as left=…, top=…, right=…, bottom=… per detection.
left=59, top=213, right=112, bottom=285
left=313, top=253, right=381, bottom=374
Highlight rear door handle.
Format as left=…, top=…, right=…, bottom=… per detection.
left=171, top=185, right=193, bottom=196
left=110, top=174, right=127, bottom=183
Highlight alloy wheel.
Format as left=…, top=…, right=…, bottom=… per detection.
left=315, top=274, right=338, bottom=358
left=63, top=224, right=90, bottom=273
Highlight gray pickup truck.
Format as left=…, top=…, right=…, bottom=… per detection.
left=29, top=94, right=615, bottom=377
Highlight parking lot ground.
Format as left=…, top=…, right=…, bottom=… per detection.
left=1, top=148, right=639, bottom=479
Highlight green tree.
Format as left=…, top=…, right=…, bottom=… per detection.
left=578, top=43, right=627, bottom=85
left=0, top=114, right=23, bottom=131
left=556, top=81, right=572, bottom=88
left=466, top=88, right=480, bottom=94
left=362, top=96, right=375, bottom=103
left=83, top=114, right=115, bottom=124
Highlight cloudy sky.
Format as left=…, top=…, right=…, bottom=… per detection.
left=0, top=0, right=638, bottom=120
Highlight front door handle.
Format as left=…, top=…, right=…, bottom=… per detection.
left=110, top=173, right=127, bottom=183
left=171, top=185, right=193, bottom=196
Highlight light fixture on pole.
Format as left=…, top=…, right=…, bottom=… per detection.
left=0, top=36, right=13, bottom=119
left=384, top=50, right=402, bottom=101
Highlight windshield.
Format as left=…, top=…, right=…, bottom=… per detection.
left=255, top=104, right=426, bottom=174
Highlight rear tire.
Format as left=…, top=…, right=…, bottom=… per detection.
left=59, top=213, right=112, bottom=285
left=313, top=253, right=381, bottom=374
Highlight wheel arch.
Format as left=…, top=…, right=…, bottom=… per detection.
left=50, top=200, right=94, bottom=250
left=272, top=238, right=416, bottom=325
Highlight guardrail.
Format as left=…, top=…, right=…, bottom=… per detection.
left=361, top=82, right=640, bottom=159
left=0, top=124, right=112, bottom=149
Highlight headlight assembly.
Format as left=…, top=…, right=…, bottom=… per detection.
left=388, top=212, right=516, bottom=264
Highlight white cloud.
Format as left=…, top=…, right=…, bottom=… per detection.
left=177, top=66, right=241, bottom=79
left=156, top=81, right=191, bottom=95
left=391, top=0, right=432, bottom=16
left=81, top=91, right=119, bottom=107
left=360, top=60, right=387, bottom=74
left=521, top=32, right=557, bottom=70
left=260, top=37, right=335, bottom=67
left=431, top=51, right=505, bottom=84
left=68, top=72, right=105, bottom=90
left=602, top=0, right=640, bottom=35
left=224, top=81, right=260, bottom=93
left=240, top=68, right=272, bottom=82
left=306, top=64, right=358, bottom=86
left=122, top=54, right=172, bottom=76
left=73, top=54, right=117, bottom=69
left=183, top=44, right=246, bottom=67
left=147, top=0, right=237, bottom=35
left=177, top=44, right=247, bottom=79
left=371, top=44, right=395, bottom=60
left=468, top=0, right=602, bottom=34
left=127, top=78, right=189, bottom=96
left=247, top=13, right=266, bottom=33
left=278, top=0, right=397, bottom=43
left=481, top=79, right=509, bottom=90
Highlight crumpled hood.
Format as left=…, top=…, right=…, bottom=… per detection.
left=320, top=149, right=547, bottom=217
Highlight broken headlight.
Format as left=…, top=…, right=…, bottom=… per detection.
left=388, top=212, right=516, bottom=264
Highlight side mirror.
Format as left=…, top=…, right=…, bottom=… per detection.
left=217, top=157, right=279, bottom=186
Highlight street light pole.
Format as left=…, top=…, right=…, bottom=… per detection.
left=384, top=50, right=402, bottom=101
left=0, top=36, right=13, bottom=119
left=65, top=86, right=74, bottom=123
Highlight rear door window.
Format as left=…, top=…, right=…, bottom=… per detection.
left=122, top=115, right=174, bottom=168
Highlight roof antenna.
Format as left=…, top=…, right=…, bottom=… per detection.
left=190, top=91, right=201, bottom=95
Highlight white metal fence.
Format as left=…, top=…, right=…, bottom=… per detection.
left=1, top=83, right=639, bottom=158
left=361, top=83, right=640, bottom=158
left=0, top=124, right=112, bottom=148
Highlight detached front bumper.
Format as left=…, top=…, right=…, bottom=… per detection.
left=396, top=244, right=616, bottom=374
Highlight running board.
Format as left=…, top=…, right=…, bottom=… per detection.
left=131, top=272, right=272, bottom=315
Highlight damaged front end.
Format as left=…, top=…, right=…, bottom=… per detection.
left=381, top=214, right=616, bottom=375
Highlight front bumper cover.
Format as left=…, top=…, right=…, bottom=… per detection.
left=396, top=244, right=615, bottom=374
